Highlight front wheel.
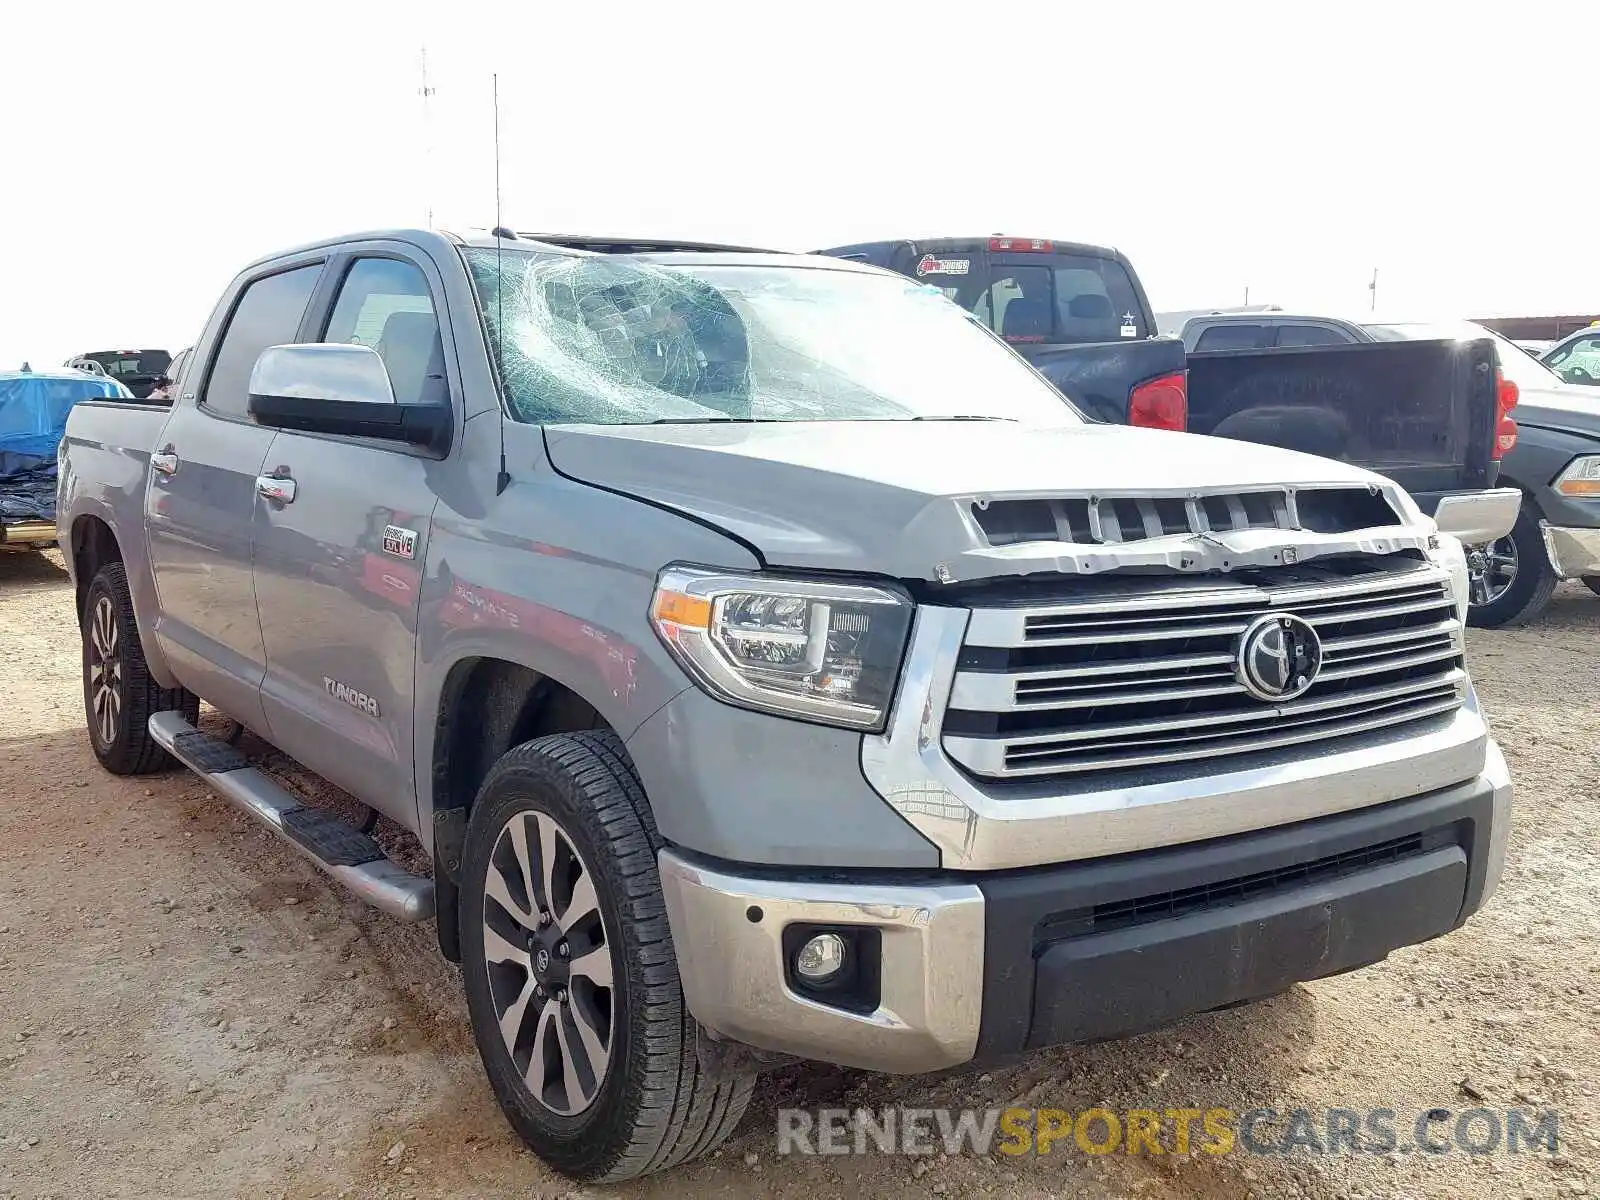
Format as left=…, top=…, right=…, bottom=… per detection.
left=1465, top=507, right=1558, bottom=628
left=81, top=562, right=199, bottom=774
left=458, top=731, right=753, bottom=1182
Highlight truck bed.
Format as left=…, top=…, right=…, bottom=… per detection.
left=1184, top=338, right=1500, bottom=500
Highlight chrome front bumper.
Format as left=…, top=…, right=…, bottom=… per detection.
left=1542, top=524, right=1600, bottom=579
left=1431, top=488, right=1521, bottom=545
left=660, top=742, right=1511, bottom=1075
left=658, top=850, right=984, bottom=1073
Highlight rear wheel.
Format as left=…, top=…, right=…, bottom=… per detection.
left=81, top=562, right=199, bottom=774
left=458, top=731, right=753, bottom=1182
left=1582, top=576, right=1600, bottom=598
left=1465, top=506, right=1558, bottom=628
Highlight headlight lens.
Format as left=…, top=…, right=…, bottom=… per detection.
left=650, top=567, right=914, bottom=731
left=1554, top=455, right=1600, bottom=497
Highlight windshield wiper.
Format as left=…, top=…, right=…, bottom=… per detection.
left=908, top=414, right=1017, bottom=421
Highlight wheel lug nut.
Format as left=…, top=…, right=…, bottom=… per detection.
left=538, top=911, right=551, bottom=928
left=557, top=942, right=569, bottom=959
left=557, top=989, right=568, bottom=1004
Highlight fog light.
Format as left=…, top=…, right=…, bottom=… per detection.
left=795, top=932, right=847, bottom=982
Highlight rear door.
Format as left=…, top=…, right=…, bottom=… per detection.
left=251, top=245, right=456, bottom=823
left=145, top=260, right=324, bottom=730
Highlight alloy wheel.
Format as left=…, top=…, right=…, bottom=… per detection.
left=87, top=595, right=123, bottom=746
left=480, top=809, right=615, bottom=1116
left=1468, top=536, right=1518, bottom=608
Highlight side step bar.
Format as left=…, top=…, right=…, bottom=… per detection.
left=149, top=711, right=434, bottom=923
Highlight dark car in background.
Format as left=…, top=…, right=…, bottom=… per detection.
left=816, top=236, right=1188, bottom=428
left=63, top=348, right=172, bottom=400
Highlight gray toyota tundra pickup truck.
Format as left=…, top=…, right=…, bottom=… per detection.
left=56, top=229, right=1513, bottom=1181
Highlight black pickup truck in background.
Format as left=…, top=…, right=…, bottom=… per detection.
left=818, top=237, right=1189, bottom=428
left=816, top=236, right=1511, bottom=548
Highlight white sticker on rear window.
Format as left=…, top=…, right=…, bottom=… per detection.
left=915, top=254, right=970, bottom=277
left=1120, top=311, right=1139, bottom=338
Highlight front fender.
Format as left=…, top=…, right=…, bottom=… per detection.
left=411, top=473, right=759, bottom=838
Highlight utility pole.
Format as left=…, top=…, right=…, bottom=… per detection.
left=419, top=47, right=436, bottom=228
left=1369, top=268, right=1378, bottom=313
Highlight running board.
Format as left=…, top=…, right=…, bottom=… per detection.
left=148, top=711, right=434, bottom=923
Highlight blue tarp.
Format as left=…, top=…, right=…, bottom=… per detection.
left=0, top=370, right=130, bottom=525
left=0, top=370, right=130, bottom=459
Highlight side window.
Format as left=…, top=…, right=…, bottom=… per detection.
left=1549, top=336, right=1600, bottom=383
left=1274, top=324, right=1354, bottom=348
left=1195, top=324, right=1269, bottom=352
left=201, top=265, right=322, bottom=419
left=323, top=258, right=445, bottom=406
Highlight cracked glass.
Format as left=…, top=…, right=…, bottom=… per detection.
left=463, top=249, right=1081, bottom=426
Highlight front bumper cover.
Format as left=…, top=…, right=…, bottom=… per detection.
left=661, top=741, right=1510, bottom=1075
left=1542, top=523, right=1600, bottom=579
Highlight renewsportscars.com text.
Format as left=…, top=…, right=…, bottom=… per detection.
left=777, top=1106, right=1560, bottom=1158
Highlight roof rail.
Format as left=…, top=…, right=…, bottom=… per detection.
left=514, top=232, right=779, bottom=255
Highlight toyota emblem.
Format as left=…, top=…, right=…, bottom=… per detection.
left=1236, top=613, right=1323, bottom=702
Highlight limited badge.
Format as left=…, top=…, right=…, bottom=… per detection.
left=382, top=525, right=418, bottom=560
left=915, top=254, right=970, bottom=277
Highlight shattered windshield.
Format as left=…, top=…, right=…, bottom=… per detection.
left=462, top=250, right=1082, bottom=425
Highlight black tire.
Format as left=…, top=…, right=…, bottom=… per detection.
left=1466, top=506, right=1559, bottom=628
left=81, top=561, right=200, bottom=774
left=1583, top=576, right=1600, bottom=598
left=459, top=731, right=753, bottom=1182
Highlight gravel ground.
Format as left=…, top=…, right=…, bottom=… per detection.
left=0, top=546, right=1596, bottom=1200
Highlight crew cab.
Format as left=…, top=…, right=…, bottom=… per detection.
left=819, top=240, right=1517, bottom=571
left=58, top=229, right=1512, bottom=1182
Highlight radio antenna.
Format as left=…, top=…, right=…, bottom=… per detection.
left=418, top=46, right=435, bottom=228
left=493, top=73, right=511, bottom=494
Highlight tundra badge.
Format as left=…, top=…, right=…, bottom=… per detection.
left=324, top=676, right=380, bottom=718
left=382, top=525, right=418, bottom=560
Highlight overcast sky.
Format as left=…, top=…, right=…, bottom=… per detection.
left=3, top=1, right=1593, bottom=367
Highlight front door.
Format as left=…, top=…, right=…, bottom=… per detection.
left=251, top=251, right=453, bottom=823
left=145, top=261, right=324, bottom=730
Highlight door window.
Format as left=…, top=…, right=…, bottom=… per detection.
left=323, top=258, right=446, bottom=406
left=201, top=265, right=322, bottom=418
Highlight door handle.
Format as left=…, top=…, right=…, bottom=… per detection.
left=150, top=451, right=179, bottom=477
left=256, top=474, right=297, bottom=504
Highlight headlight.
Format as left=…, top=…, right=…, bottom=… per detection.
left=650, top=567, right=914, bottom=731
left=1554, top=455, right=1600, bottom=497
left=1427, top=532, right=1470, bottom=624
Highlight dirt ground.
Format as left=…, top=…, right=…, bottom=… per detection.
left=0, top=547, right=1595, bottom=1200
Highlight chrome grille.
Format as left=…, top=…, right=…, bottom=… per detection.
left=942, top=562, right=1465, bottom=780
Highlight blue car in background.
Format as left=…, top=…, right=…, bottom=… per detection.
left=1, top=367, right=131, bottom=549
